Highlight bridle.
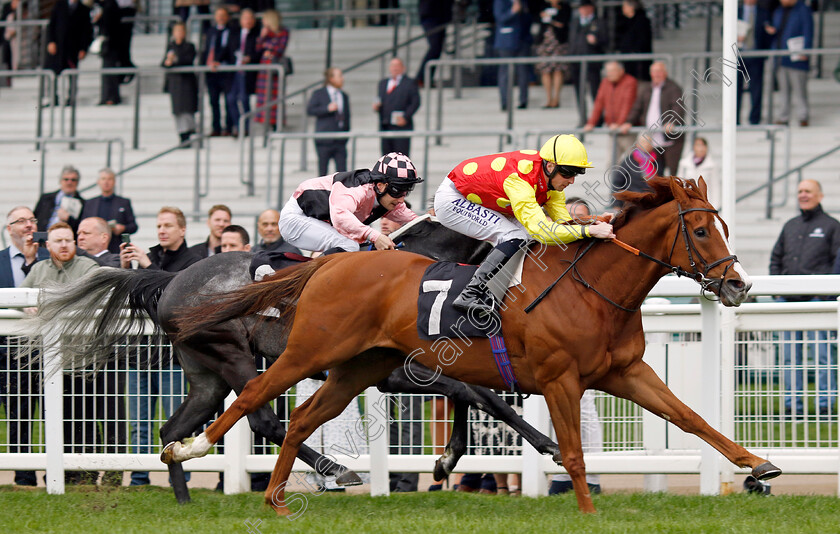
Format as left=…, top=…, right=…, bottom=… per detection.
left=524, top=203, right=740, bottom=314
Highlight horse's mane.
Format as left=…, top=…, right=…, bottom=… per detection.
left=612, top=176, right=707, bottom=230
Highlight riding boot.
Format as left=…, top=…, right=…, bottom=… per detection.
left=322, top=247, right=348, bottom=256
left=452, top=239, right=524, bottom=316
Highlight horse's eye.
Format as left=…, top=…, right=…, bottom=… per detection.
left=694, top=228, right=708, bottom=238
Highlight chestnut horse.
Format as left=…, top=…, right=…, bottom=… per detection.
left=163, top=176, right=781, bottom=514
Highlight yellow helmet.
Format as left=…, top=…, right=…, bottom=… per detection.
left=539, top=134, right=594, bottom=169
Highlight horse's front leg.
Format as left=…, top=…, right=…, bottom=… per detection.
left=540, top=376, right=596, bottom=513
left=595, top=360, right=782, bottom=481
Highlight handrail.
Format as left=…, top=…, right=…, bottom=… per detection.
left=0, top=69, right=55, bottom=144
left=266, top=129, right=519, bottom=208
left=424, top=52, right=674, bottom=139
left=56, top=63, right=284, bottom=149
left=0, top=137, right=124, bottom=196
left=736, top=143, right=840, bottom=218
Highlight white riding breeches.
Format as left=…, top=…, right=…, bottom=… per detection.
left=433, top=178, right=530, bottom=246
left=278, top=196, right=360, bottom=253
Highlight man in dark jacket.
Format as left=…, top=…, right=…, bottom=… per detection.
left=493, top=0, right=533, bottom=110
left=307, top=67, right=351, bottom=176
left=373, top=58, right=420, bottom=156
left=415, top=0, right=453, bottom=86
left=188, top=204, right=231, bottom=258
left=44, top=0, right=93, bottom=105
left=252, top=208, right=302, bottom=253
left=227, top=8, right=260, bottom=136
left=119, top=206, right=201, bottom=486
left=80, top=168, right=138, bottom=253
left=202, top=7, right=236, bottom=136
left=568, top=0, right=607, bottom=106
left=769, top=179, right=840, bottom=417
left=736, top=0, right=773, bottom=125
left=766, top=0, right=813, bottom=126
left=615, top=0, right=652, bottom=81
left=619, top=61, right=685, bottom=175
left=34, top=165, right=86, bottom=234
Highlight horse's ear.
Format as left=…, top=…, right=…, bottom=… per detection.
left=696, top=175, right=709, bottom=199
left=669, top=176, right=690, bottom=205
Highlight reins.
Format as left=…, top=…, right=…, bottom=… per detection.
left=524, top=203, right=739, bottom=314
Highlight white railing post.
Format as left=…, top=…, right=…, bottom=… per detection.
left=700, top=298, right=721, bottom=494
left=719, top=307, right=736, bottom=494
left=365, top=387, right=389, bottom=497
left=643, top=298, right=670, bottom=492
left=521, top=395, right=549, bottom=497
left=836, top=297, right=840, bottom=497
left=223, top=391, right=250, bottom=494
left=42, top=328, right=64, bottom=494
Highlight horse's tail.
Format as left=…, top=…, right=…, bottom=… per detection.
left=172, top=257, right=328, bottom=343
left=18, top=268, right=177, bottom=374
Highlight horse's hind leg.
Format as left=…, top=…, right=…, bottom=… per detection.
left=596, top=360, right=782, bottom=480
left=158, top=370, right=231, bottom=504
left=265, top=350, right=402, bottom=515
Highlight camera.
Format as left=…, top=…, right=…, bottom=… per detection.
left=32, top=231, right=49, bottom=245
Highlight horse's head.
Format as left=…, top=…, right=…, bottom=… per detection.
left=666, top=176, right=752, bottom=306
left=614, top=176, right=751, bottom=307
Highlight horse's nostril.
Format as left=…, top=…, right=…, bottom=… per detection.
left=727, top=279, right=746, bottom=291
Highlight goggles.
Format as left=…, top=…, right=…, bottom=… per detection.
left=385, top=184, right=414, bottom=198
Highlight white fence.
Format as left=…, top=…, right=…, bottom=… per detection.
left=1, top=275, right=839, bottom=497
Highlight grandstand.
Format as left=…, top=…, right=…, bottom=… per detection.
left=0, top=4, right=839, bottom=275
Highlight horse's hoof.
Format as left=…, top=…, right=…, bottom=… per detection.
left=335, top=469, right=363, bottom=487
left=752, top=461, right=782, bottom=481
left=160, top=441, right=178, bottom=464
left=433, top=459, right=450, bottom=481
left=552, top=452, right=563, bottom=465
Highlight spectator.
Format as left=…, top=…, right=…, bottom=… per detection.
left=73, top=215, right=125, bottom=485
left=493, top=0, right=533, bottom=111
left=416, top=0, right=453, bottom=87
left=119, top=206, right=202, bottom=486
left=0, top=206, right=47, bottom=487
left=567, top=0, right=607, bottom=109
left=535, top=0, right=572, bottom=109
left=220, top=224, right=251, bottom=252
left=615, top=0, right=652, bottom=82
left=23, top=222, right=100, bottom=485
left=373, top=58, right=421, bottom=156
left=736, top=0, right=772, bottom=125
left=43, top=0, right=92, bottom=106
left=77, top=216, right=121, bottom=267
left=770, top=180, right=839, bottom=417
left=307, top=67, right=351, bottom=176
left=766, top=0, right=813, bottom=127
left=34, top=165, right=85, bottom=235
left=609, top=134, right=657, bottom=208
left=80, top=167, right=138, bottom=253
left=174, top=0, right=209, bottom=25
left=583, top=61, right=637, bottom=163
left=254, top=9, right=289, bottom=131
left=202, top=7, right=236, bottom=137
left=677, top=137, right=718, bottom=208
left=163, top=22, right=198, bottom=145
left=228, top=8, right=259, bottom=136
left=620, top=61, right=685, bottom=176
left=1, top=0, right=22, bottom=74
left=96, top=0, right=135, bottom=105
left=189, top=204, right=232, bottom=258
left=252, top=208, right=301, bottom=253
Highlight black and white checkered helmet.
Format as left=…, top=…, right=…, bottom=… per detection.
left=371, top=152, right=422, bottom=190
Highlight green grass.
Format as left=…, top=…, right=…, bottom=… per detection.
left=1, top=485, right=838, bottom=534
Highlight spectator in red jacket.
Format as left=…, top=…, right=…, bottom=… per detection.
left=583, top=61, right=638, bottom=163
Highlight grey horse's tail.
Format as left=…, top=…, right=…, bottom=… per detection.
left=18, top=268, right=177, bottom=375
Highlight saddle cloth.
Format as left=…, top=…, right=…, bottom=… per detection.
left=416, top=261, right=503, bottom=341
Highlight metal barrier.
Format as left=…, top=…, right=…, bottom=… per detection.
left=678, top=47, right=840, bottom=127
left=265, top=128, right=519, bottom=208
left=0, top=137, right=124, bottom=196
left=2, top=275, right=839, bottom=496
left=56, top=63, right=284, bottom=150
left=424, top=52, right=675, bottom=137
left=0, top=69, right=56, bottom=143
